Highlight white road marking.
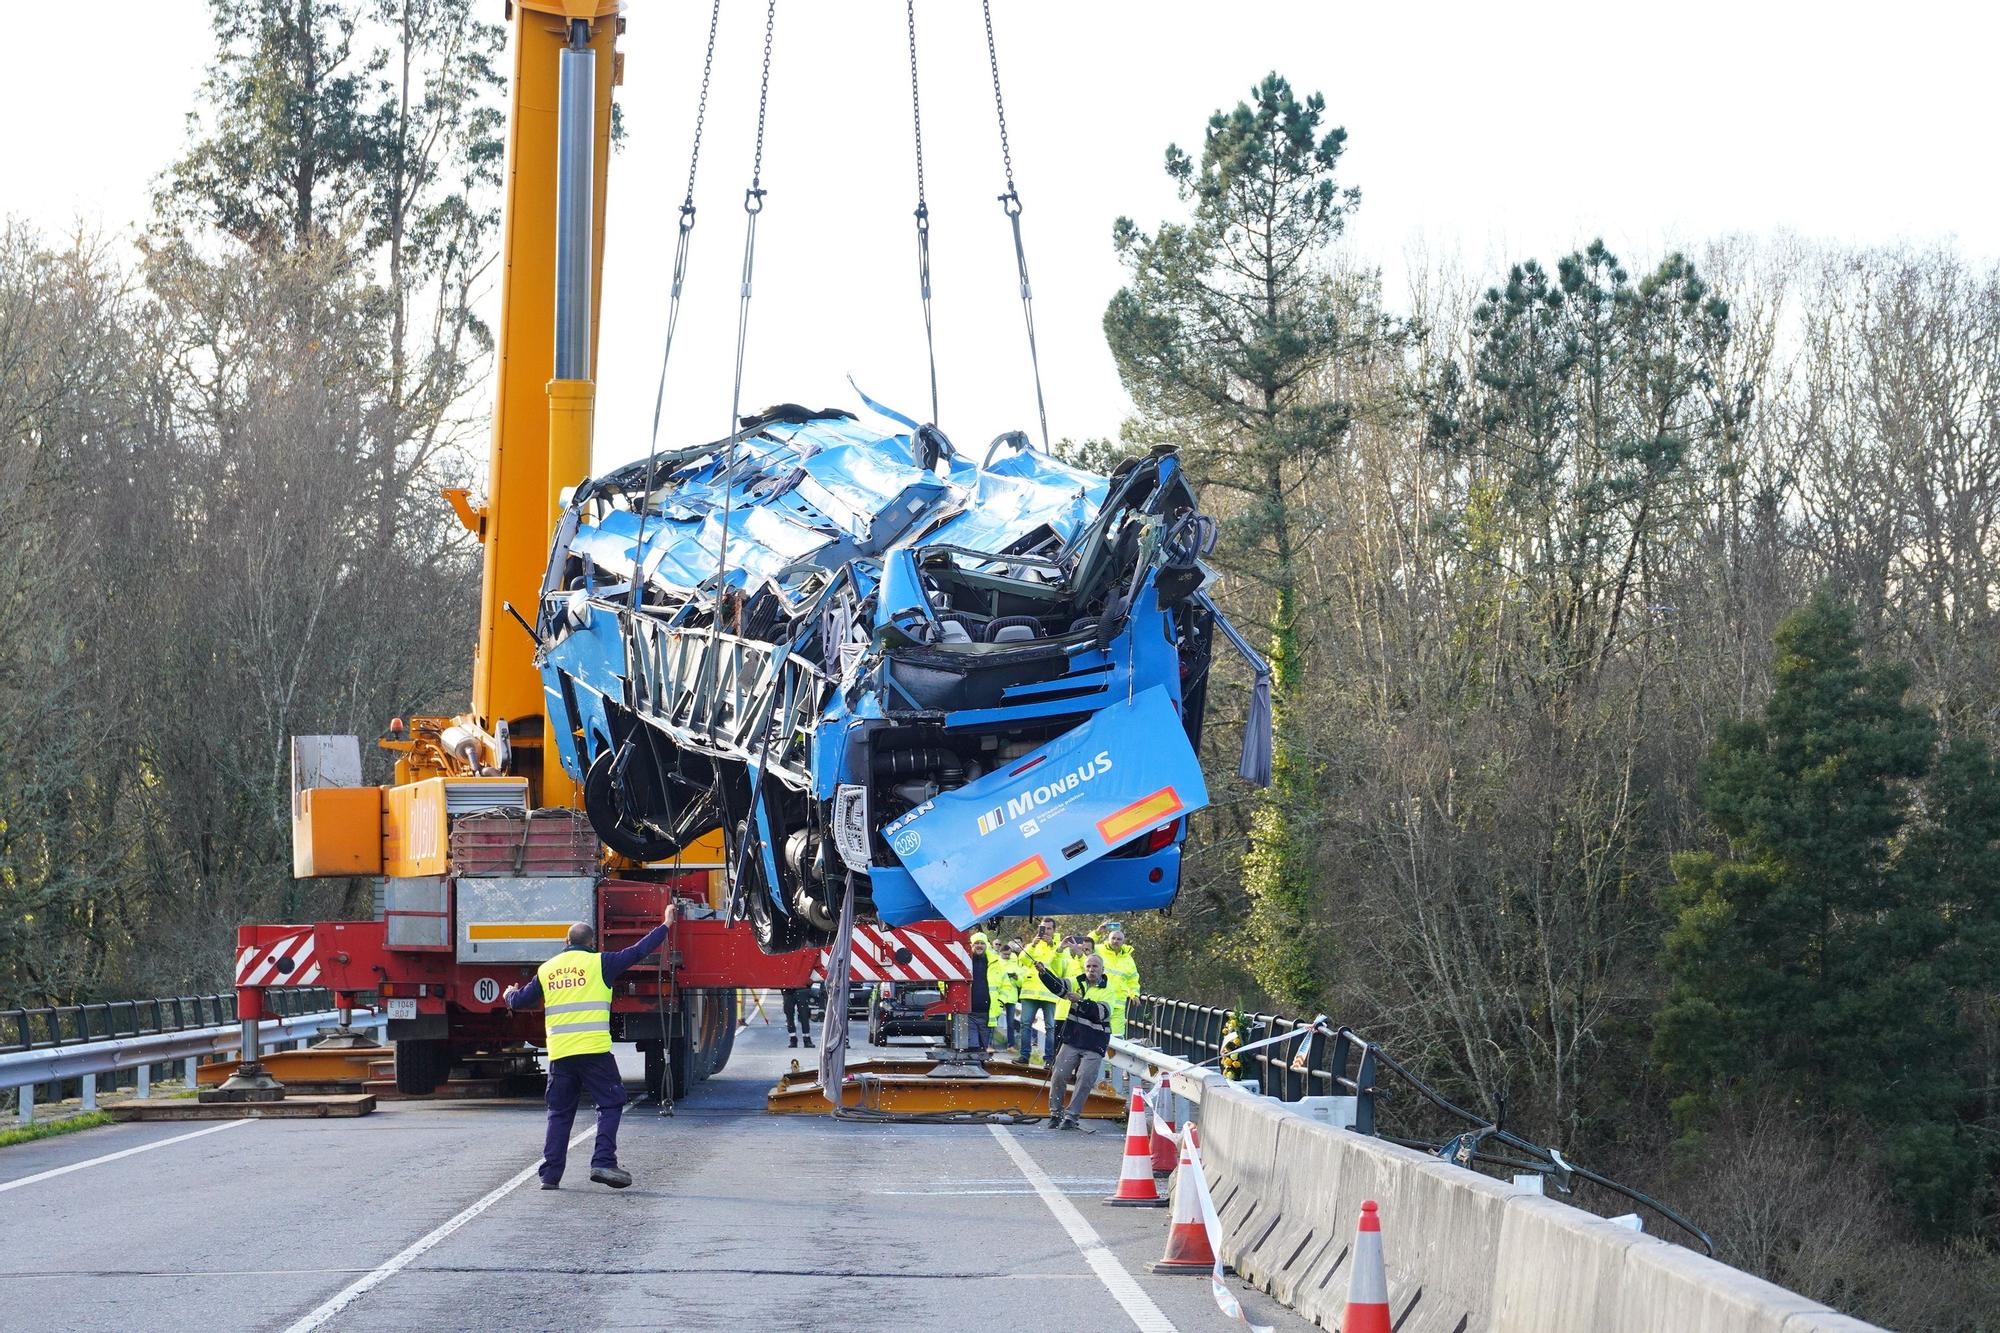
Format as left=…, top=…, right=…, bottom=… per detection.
left=14, top=1267, right=1103, bottom=1281
left=880, top=1184, right=1120, bottom=1192
left=281, top=1126, right=594, bottom=1333
left=0, top=1119, right=250, bottom=1194
left=990, top=1124, right=1177, bottom=1333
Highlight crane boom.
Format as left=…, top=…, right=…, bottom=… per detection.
left=463, top=0, right=622, bottom=810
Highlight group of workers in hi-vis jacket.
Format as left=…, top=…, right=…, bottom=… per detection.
left=966, top=919, right=1143, bottom=1129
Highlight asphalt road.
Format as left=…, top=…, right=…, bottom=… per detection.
left=0, top=1017, right=1310, bottom=1333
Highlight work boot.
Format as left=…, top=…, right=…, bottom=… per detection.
left=802, top=1035, right=814, bottom=1048
left=788, top=1034, right=798, bottom=1048
left=540, top=1177, right=560, bottom=1190
left=590, top=1166, right=633, bottom=1189
left=1058, top=1118, right=1082, bottom=1131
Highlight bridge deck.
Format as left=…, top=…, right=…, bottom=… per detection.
left=0, top=1023, right=1306, bottom=1332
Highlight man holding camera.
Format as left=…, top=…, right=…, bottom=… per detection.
left=1027, top=949, right=1118, bottom=1130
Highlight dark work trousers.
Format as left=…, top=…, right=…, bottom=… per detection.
left=541, top=1050, right=626, bottom=1184
left=782, top=988, right=812, bottom=1034
left=1048, top=1044, right=1105, bottom=1122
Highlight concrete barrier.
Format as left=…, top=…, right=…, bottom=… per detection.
left=1386, top=1156, right=1519, bottom=1331
left=1192, top=1087, right=1882, bottom=1333
left=1283, top=1114, right=1429, bottom=1330
left=1492, top=1192, right=1655, bottom=1331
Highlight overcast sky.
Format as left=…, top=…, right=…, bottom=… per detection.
left=5, top=1, right=1998, bottom=471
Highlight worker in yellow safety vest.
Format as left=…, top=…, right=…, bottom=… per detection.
left=1096, top=923, right=1141, bottom=1037
left=504, top=901, right=676, bottom=1190
left=988, top=940, right=1021, bottom=1047
left=1015, top=919, right=1065, bottom=1064
left=980, top=928, right=1016, bottom=1040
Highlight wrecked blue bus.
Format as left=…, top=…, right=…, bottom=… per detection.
left=534, top=403, right=1269, bottom=953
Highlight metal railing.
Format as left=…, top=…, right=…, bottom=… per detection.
left=1, top=998, right=378, bottom=1127
left=1128, top=996, right=1384, bottom=1129
left=1125, top=994, right=1714, bottom=1254
left=0, top=989, right=335, bottom=1055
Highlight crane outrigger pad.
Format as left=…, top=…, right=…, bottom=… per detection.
left=766, top=1060, right=1124, bottom=1120
left=192, top=1046, right=390, bottom=1089
left=771, top=1054, right=1066, bottom=1087
left=113, top=1094, right=376, bottom=1122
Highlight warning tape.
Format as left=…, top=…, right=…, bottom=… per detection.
left=1145, top=1019, right=1327, bottom=1331
left=1182, top=1121, right=1272, bottom=1333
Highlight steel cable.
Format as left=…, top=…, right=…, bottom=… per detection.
left=982, top=0, right=1049, bottom=451
left=907, top=0, right=939, bottom=427
left=630, top=0, right=722, bottom=608
left=712, top=0, right=778, bottom=618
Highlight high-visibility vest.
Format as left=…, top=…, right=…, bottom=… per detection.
left=536, top=948, right=613, bottom=1059
left=1098, top=945, right=1140, bottom=1036
left=1018, top=939, right=1063, bottom=1002
left=993, top=957, right=1021, bottom=1005
left=987, top=954, right=1017, bottom=1022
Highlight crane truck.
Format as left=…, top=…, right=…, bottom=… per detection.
left=228, top=1, right=968, bottom=1103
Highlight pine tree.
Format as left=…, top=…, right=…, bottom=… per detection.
left=1104, top=74, right=1390, bottom=1009
left=1422, top=243, right=1737, bottom=697
left=1656, top=590, right=1980, bottom=1232
left=158, top=0, right=383, bottom=247
left=153, top=0, right=503, bottom=555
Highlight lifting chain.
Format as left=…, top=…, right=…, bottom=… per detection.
left=712, top=0, right=779, bottom=615
left=747, top=0, right=776, bottom=200
left=907, top=0, right=938, bottom=427
left=982, top=0, right=1049, bottom=451
left=631, top=0, right=723, bottom=608
left=679, top=4, right=719, bottom=215
left=982, top=0, right=1016, bottom=199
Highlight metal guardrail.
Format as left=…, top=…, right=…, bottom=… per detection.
left=1125, top=994, right=1714, bottom=1253
left=1, top=1005, right=382, bottom=1126
left=1128, top=996, right=1382, bottom=1130
left=0, top=988, right=337, bottom=1055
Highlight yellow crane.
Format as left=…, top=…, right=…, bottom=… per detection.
left=422, top=0, right=621, bottom=813
left=266, top=1, right=764, bottom=1104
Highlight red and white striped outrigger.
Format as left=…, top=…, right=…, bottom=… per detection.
left=235, top=927, right=320, bottom=987
left=811, top=923, right=971, bottom=984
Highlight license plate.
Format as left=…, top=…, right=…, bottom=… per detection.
left=386, top=999, right=418, bottom=1020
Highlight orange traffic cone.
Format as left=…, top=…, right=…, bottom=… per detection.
left=1342, top=1199, right=1392, bottom=1333
left=1150, top=1125, right=1218, bottom=1274
left=1106, top=1088, right=1167, bottom=1206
